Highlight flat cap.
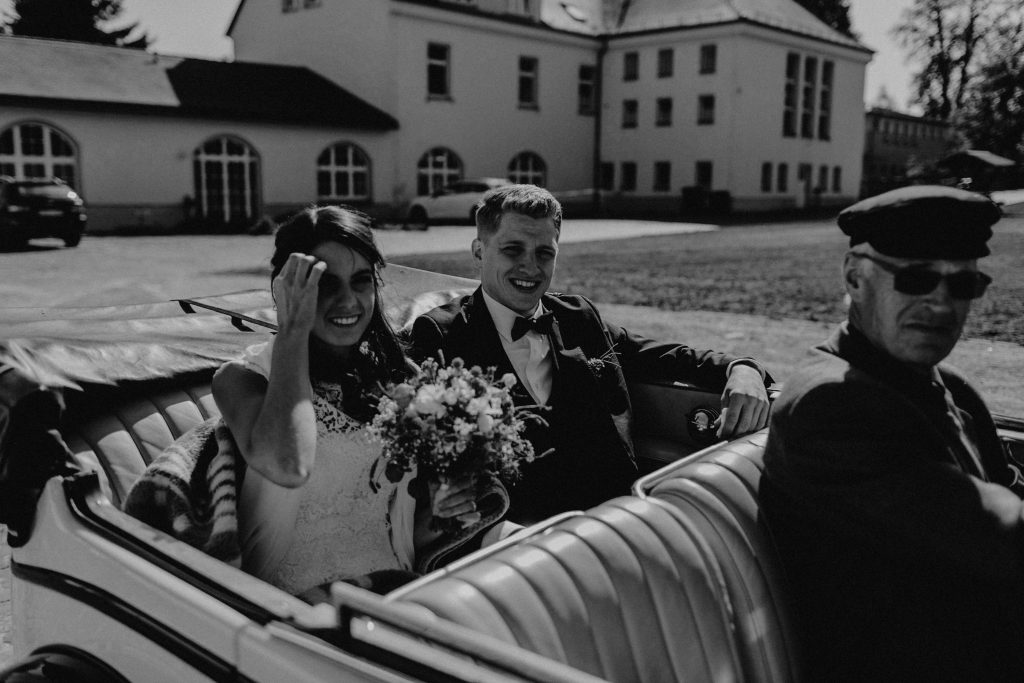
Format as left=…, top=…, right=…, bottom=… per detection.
left=837, top=185, right=1000, bottom=259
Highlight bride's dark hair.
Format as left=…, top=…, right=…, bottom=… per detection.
left=271, top=205, right=409, bottom=418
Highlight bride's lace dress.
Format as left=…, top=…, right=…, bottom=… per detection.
left=236, top=341, right=416, bottom=596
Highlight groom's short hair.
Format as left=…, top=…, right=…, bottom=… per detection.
left=475, top=184, right=562, bottom=239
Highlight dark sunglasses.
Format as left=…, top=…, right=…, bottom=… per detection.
left=855, top=253, right=991, bottom=300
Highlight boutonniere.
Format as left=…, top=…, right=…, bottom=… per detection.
left=585, top=344, right=620, bottom=379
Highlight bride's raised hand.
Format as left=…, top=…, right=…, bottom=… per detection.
left=272, top=252, right=326, bottom=337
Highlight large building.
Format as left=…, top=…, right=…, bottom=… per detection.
left=0, top=0, right=870, bottom=232
left=862, top=105, right=953, bottom=197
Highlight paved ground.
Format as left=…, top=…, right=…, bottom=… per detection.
left=0, top=218, right=715, bottom=308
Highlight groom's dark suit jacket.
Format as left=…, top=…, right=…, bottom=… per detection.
left=408, top=287, right=766, bottom=524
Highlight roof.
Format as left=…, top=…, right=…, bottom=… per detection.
left=232, top=0, right=866, bottom=52
left=866, top=107, right=950, bottom=126
left=0, top=35, right=398, bottom=129
left=942, top=150, right=1016, bottom=168
left=543, top=0, right=867, bottom=51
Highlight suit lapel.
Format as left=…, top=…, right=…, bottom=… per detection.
left=448, top=287, right=517, bottom=378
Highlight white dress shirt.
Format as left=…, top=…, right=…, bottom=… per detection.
left=481, top=290, right=553, bottom=405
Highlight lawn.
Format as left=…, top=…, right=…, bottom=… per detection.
left=390, top=208, right=1024, bottom=415
left=391, top=207, right=1024, bottom=346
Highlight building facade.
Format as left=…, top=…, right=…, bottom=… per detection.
left=862, top=107, right=953, bottom=197
left=1, top=0, right=871, bottom=232
left=231, top=0, right=871, bottom=215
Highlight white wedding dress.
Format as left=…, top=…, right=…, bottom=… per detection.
left=234, top=340, right=416, bottom=596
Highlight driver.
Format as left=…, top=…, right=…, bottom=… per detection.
left=407, top=183, right=773, bottom=524
left=760, top=185, right=1024, bottom=682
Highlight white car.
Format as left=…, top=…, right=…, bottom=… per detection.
left=404, top=177, right=511, bottom=230
left=9, top=265, right=1017, bottom=681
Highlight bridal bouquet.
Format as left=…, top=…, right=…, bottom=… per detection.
left=369, top=357, right=544, bottom=487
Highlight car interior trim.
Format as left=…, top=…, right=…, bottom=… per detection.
left=61, top=470, right=282, bottom=626
left=10, top=560, right=247, bottom=682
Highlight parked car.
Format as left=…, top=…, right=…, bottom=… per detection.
left=3, top=266, right=1021, bottom=681
left=0, top=177, right=87, bottom=248
left=404, top=177, right=511, bottom=230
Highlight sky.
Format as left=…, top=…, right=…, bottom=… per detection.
left=5, top=0, right=920, bottom=112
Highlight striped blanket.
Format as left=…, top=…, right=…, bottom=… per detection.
left=123, top=417, right=242, bottom=566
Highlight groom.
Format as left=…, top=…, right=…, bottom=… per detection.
left=408, top=184, right=772, bottom=524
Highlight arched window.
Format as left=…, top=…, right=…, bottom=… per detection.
left=507, top=151, right=546, bottom=186
left=417, top=147, right=462, bottom=196
left=193, top=136, right=260, bottom=226
left=0, top=122, right=79, bottom=188
left=317, top=142, right=370, bottom=202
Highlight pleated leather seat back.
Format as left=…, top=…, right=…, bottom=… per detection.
left=643, top=432, right=803, bottom=683
left=389, top=496, right=748, bottom=683
left=60, top=375, right=219, bottom=508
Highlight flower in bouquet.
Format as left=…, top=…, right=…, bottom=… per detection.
left=369, top=357, right=546, bottom=489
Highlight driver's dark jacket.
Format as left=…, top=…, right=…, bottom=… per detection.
left=761, top=322, right=1024, bottom=682
left=408, top=288, right=769, bottom=524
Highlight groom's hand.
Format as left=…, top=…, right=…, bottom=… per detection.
left=717, top=364, right=770, bottom=438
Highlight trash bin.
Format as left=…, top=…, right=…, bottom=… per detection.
left=681, top=186, right=708, bottom=213
left=709, top=190, right=732, bottom=214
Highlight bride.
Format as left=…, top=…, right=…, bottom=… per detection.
left=213, top=205, right=483, bottom=601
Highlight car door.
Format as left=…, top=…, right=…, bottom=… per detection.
left=428, top=182, right=468, bottom=222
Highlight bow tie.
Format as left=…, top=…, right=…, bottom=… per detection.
left=511, top=312, right=554, bottom=341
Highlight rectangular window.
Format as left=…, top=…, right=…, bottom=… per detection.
left=695, top=161, right=713, bottom=190
left=761, top=162, right=773, bottom=192
left=427, top=43, right=451, bottom=99
left=600, top=162, right=615, bottom=191
left=777, top=162, right=788, bottom=192
left=657, top=48, right=674, bottom=78
left=653, top=161, right=671, bottom=192
left=832, top=166, right=842, bottom=193
left=798, top=163, right=812, bottom=193
left=623, top=51, right=638, bottom=81
left=24, top=163, right=46, bottom=179
left=818, top=60, right=834, bottom=140
left=782, top=52, right=799, bottom=137
left=699, top=44, right=717, bottom=74
left=697, top=95, right=715, bottom=125
left=52, top=164, right=75, bottom=189
left=621, top=162, right=637, bottom=191
left=578, top=64, right=596, bottom=115
left=800, top=56, right=818, bottom=139
left=518, top=56, right=539, bottom=108
left=655, top=97, right=673, bottom=127
left=21, top=124, right=44, bottom=156
left=282, top=0, right=300, bottom=11
left=622, top=99, right=638, bottom=128
left=818, top=165, right=829, bottom=192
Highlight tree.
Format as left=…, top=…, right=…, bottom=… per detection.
left=794, top=0, right=854, bottom=37
left=957, top=19, right=1024, bottom=160
left=8, top=0, right=149, bottom=48
left=892, top=0, right=1005, bottom=120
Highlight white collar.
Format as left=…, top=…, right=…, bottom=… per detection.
left=480, top=289, right=544, bottom=343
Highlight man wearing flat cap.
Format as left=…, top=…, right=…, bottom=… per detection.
left=760, top=186, right=1024, bottom=682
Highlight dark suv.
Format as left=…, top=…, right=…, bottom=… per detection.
left=0, top=177, right=87, bottom=248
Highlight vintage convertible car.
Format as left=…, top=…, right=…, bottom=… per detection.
left=3, top=265, right=1021, bottom=682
